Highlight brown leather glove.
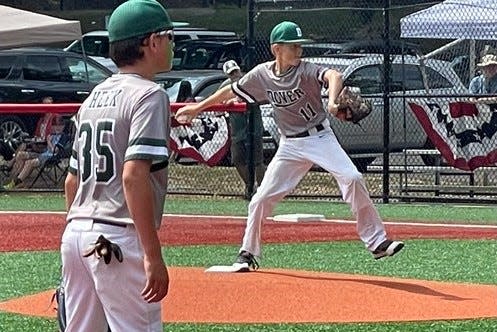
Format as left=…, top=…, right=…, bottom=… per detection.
left=83, top=235, right=123, bottom=264
left=336, top=86, right=373, bottom=124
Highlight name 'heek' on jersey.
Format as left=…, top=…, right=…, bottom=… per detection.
left=87, top=89, right=123, bottom=109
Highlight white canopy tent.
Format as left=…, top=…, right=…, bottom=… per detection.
left=400, top=0, right=497, bottom=40
left=400, top=0, right=497, bottom=82
left=0, top=5, right=81, bottom=49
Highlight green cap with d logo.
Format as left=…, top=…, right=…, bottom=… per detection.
left=108, top=0, right=173, bottom=43
left=270, top=21, right=313, bottom=44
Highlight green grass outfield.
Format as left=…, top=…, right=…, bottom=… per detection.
left=1, top=193, right=497, bottom=224
left=0, top=193, right=496, bottom=331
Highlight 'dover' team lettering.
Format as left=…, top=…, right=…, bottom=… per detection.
left=267, top=88, right=305, bottom=107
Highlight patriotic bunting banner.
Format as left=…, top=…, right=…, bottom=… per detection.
left=408, top=99, right=497, bottom=171
left=169, top=113, right=230, bottom=167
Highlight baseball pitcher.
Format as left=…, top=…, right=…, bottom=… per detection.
left=175, top=21, right=404, bottom=271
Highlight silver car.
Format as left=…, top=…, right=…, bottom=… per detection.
left=261, top=54, right=467, bottom=169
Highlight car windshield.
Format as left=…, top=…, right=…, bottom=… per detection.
left=161, top=77, right=204, bottom=101
left=66, top=57, right=109, bottom=84
left=174, top=45, right=221, bottom=70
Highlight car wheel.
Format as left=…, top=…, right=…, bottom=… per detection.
left=420, top=139, right=447, bottom=166
left=0, top=116, right=27, bottom=152
left=352, top=157, right=376, bottom=173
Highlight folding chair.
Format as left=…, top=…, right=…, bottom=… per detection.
left=29, top=134, right=73, bottom=188
left=29, top=119, right=75, bottom=189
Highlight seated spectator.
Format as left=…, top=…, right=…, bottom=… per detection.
left=469, top=54, right=497, bottom=103
left=35, top=97, right=56, bottom=141
left=4, top=115, right=65, bottom=189
left=9, top=96, right=56, bottom=156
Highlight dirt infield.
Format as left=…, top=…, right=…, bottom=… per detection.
left=1, top=212, right=496, bottom=252
left=0, top=212, right=496, bottom=323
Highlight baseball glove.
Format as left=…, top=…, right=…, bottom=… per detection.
left=53, top=282, right=111, bottom=331
left=51, top=283, right=66, bottom=332
left=83, top=235, right=123, bottom=264
left=336, top=86, right=372, bottom=124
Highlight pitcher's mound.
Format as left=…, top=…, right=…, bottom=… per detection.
left=1, top=267, right=496, bottom=323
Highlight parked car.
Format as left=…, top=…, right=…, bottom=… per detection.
left=261, top=54, right=468, bottom=170
left=172, top=40, right=247, bottom=71
left=155, top=69, right=227, bottom=102
left=65, top=29, right=239, bottom=72
left=0, top=48, right=113, bottom=148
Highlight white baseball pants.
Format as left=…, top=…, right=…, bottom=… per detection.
left=240, top=125, right=387, bottom=257
left=60, top=219, right=162, bottom=332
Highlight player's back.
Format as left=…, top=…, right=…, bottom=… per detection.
left=67, top=74, right=169, bottom=225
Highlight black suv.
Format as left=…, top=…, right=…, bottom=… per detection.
left=0, top=48, right=112, bottom=144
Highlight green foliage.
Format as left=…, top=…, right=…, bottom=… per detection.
left=48, top=7, right=247, bottom=34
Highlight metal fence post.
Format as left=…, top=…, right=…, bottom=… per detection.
left=382, top=0, right=392, bottom=204
left=246, top=0, right=256, bottom=198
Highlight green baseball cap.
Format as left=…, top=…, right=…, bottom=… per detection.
left=108, top=0, right=173, bottom=43
left=270, top=21, right=313, bottom=44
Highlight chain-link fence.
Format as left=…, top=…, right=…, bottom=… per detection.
left=1, top=0, right=496, bottom=203
left=241, top=0, right=497, bottom=203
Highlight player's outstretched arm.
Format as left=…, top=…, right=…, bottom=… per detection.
left=175, top=84, right=235, bottom=124
left=324, top=69, right=343, bottom=117
left=123, top=159, right=169, bottom=303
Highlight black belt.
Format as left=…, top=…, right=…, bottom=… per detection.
left=286, top=123, right=325, bottom=139
left=93, top=219, right=128, bottom=228
left=69, top=219, right=128, bottom=228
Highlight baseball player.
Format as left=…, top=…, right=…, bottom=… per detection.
left=61, top=0, right=173, bottom=330
left=175, top=21, right=404, bottom=271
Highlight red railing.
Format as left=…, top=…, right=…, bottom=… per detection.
left=0, top=103, right=247, bottom=114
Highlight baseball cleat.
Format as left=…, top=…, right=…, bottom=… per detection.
left=233, top=250, right=259, bottom=272
left=372, top=240, right=404, bottom=260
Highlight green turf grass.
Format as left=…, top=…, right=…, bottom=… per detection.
left=0, top=314, right=56, bottom=332
left=2, top=240, right=495, bottom=302
left=0, top=193, right=496, bottom=224
left=1, top=194, right=495, bottom=331
left=1, top=240, right=496, bottom=331
left=0, top=314, right=495, bottom=332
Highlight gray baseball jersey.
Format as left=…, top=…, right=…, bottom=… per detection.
left=67, top=73, right=170, bottom=228
left=232, top=61, right=329, bottom=136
